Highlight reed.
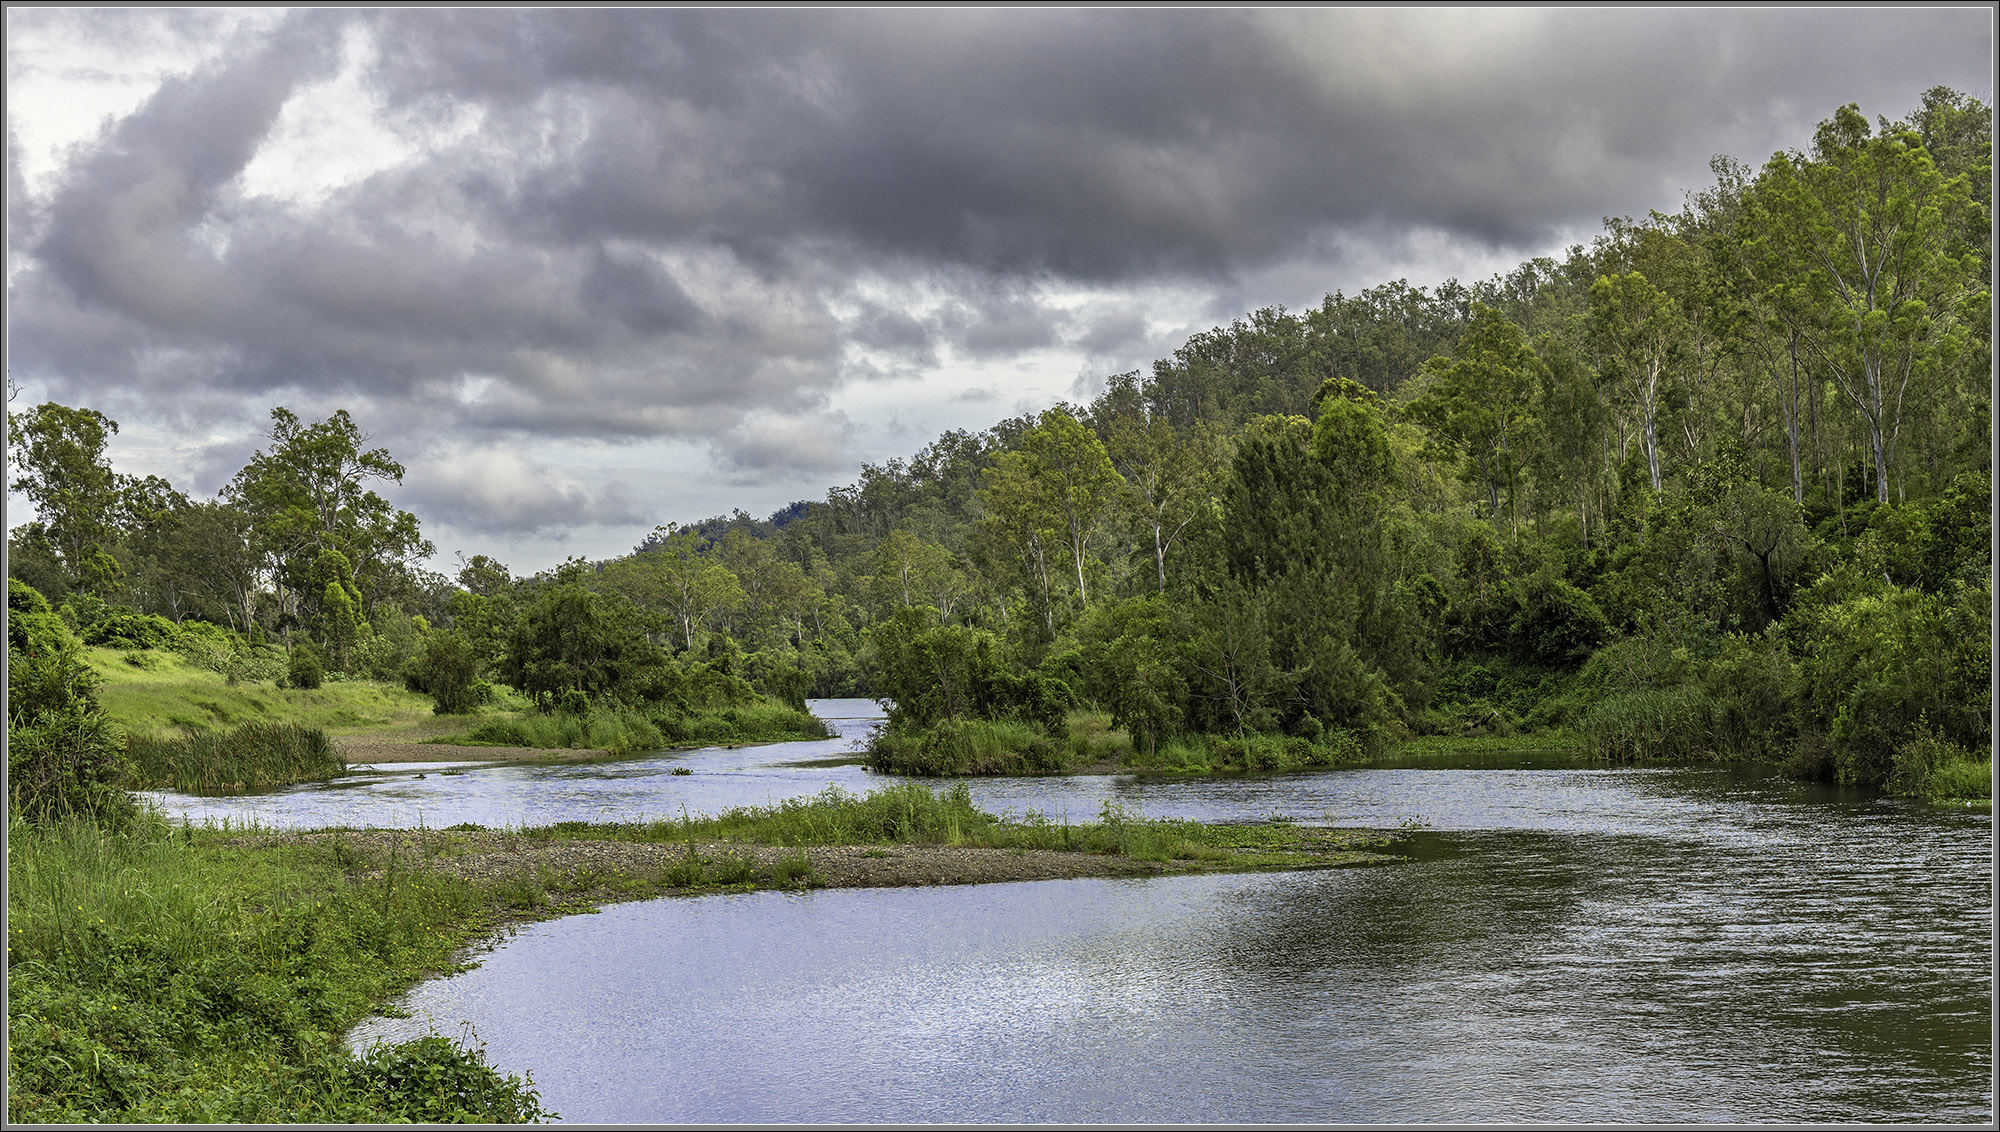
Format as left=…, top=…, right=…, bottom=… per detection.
left=124, top=723, right=345, bottom=794
left=1574, top=687, right=1716, bottom=762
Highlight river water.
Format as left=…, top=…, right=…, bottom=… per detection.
left=147, top=701, right=1993, bottom=1124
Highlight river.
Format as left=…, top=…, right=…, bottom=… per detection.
left=145, top=700, right=1993, bottom=1123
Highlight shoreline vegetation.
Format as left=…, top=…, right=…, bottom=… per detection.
left=88, top=636, right=1987, bottom=801
left=7, top=782, right=1400, bottom=1124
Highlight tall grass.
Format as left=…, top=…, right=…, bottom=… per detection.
left=124, top=723, right=346, bottom=793
left=544, top=782, right=1367, bottom=869
left=1574, top=687, right=1717, bottom=762
left=866, top=717, right=1073, bottom=776
left=1886, top=725, right=1993, bottom=801
left=464, top=706, right=665, bottom=755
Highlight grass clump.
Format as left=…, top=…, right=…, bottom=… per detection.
left=1573, top=686, right=1716, bottom=762
left=461, top=705, right=665, bottom=755
left=865, top=717, right=1074, bottom=776
left=124, top=723, right=345, bottom=794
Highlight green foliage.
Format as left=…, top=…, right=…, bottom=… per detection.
left=5, top=817, right=552, bottom=1123
left=415, top=630, right=482, bottom=715
left=7, top=401, right=124, bottom=591
left=81, top=610, right=178, bottom=650
left=8, top=710, right=139, bottom=828
left=123, top=723, right=344, bottom=794
left=287, top=640, right=326, bottom=691
left=11, top=575, right=54, bottom=614
left=1791, top=573, right=1989, bottom=786
left=1885, top=723, right=1992, bottom=801
left=224, top=407, right=433, bottom=621
left=9, top=588, right=100, bottom=724
left=1507, top=573, right=1609, bottom=668
left=342, top=1033, right=553, bottom=1123
left=868, top=607, right=1001, bottom=727
left=502, top=579, right=660, bottom=708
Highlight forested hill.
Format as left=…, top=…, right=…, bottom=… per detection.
left=9, top=88, right=1991, bottom=794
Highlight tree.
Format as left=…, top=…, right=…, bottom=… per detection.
left=1590, top=271, right=1680, bottom=492
left=601, top=527, right=746, bottom=652
left=226, top=408, right=434, bottom=625
left=6, top=402, right=125, bottom=592
left=977, top=405, right=1121, bottom=632
left=1409, top=304, right=1544, bottom=526
left=1754, top=104, right=1986, bottom=504
left=503, top=578, right=659, bottom=708
left=1095, top=371, right=1222, bottom=593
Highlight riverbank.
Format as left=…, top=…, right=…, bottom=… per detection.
left=231, top=823, right=1401, bottom=900
left=6, top=781, right=1401, bottom=1123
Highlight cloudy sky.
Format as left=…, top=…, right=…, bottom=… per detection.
left=6, top=7, right=1991, bottom=576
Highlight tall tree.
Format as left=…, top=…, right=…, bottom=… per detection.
left=1590, top=271, right=1681, bottom=491
left=977, top=405, right=1121, bottom=630
left=1755, top=104, right=1985, bottom=504
left=1409, top=304, right=1544, bottom=526
left=226, top=408, right=434, bottom=623
left=6, top=402, right=125, bottom=593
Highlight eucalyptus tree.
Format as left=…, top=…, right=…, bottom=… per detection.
left=1408, top=304, right=1544, bottom=527
left=1589, top=271, right=1681, bottom=491
left=977, top=405, right=1122, bottom=633
left=6, top=402, right=126, bottom=593
left=226, top=408, right=433, bottom=626
left=1094, top=371, right=1223, bottom=593
left=1754, top=104, right=1986, bottom=504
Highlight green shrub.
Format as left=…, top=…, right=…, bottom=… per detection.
left=9, top=606, right=99, bottom=724
left=82, top=611, right=177, bottom=650
left=7, top=710, right=139, bottom=828
left=341, top=1033, right=553, bottom=1124
left=1575, top=686, right=1714, bottom=761
left=1887, top=724, right=1992, bottom=801
left=414, top=631, right=481, bottom=715
left=287, top=642, right=326, bottom=691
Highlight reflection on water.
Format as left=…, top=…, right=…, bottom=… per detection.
left=149, top=699, right=1990, bottom=1122
left=350, top=804, right=1991, bottom=1124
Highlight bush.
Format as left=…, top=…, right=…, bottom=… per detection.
left=8, top=710, right=139, bottom=828
left=341, top=1033, right=553, bottom=1124
left=9, top=607, right=99, bottom=724
left=413, top=631, right=481, bottom=715
left=82, top=611, right=177, bottom=650
left=1886, top=723, right=1992, bottom=801
left=287, top=641, right=326, bottom=691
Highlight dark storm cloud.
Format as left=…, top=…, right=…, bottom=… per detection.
left=8, top=7, right=1990, bottom=542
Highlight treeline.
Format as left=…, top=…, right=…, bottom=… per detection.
left=8, top=90, right=1991, bottom=794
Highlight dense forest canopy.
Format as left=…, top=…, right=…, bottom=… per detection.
left=9, top=90, right=1991, bottom=789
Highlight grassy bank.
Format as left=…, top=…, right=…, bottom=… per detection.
left=87, top=646, right=438, bottom=741
left=519, top=780, right=1395, bottom=867
left=6, top=783, right=1396, bottom=1122
left=868, top=710, right=1526, bottom=775
left=6, top=812, right=551, bottom=1123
